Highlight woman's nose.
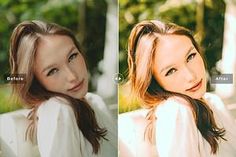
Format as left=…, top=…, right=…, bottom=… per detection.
left=65, top=67, right=78, bottom=82
left=184, top=66, right=197, bottom=82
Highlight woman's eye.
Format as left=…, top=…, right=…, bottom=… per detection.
left=165, top=68, right=177, bottom=76
left=68, top=52, right=79, bottom=62
left=187, top=53, right=196, bottom=62
left=47, top=68, right=58, bottom=76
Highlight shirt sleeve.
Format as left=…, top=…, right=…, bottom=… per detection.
left=37, top=97, right=90, bottom=157
left=155, top=98, right=200, bottom=157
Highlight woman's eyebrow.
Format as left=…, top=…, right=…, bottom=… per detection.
left=185, top=46, right=195, bottom=58
left=160, top=46, right=195, bottom=74
left=41, top=63, right=57, bottom=74
left=66, top=46, right=77, bottom=58
left=160, top=64, right=174, bottom=74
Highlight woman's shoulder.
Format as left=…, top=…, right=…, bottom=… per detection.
left=37, top=97, right=74, bottom=119
left=156, top=96, right=193, bottom=116
left=203, top=92, right=225, bottom=109
left=85, top=92, right=104, bottom=104
left=85, top=92, right=108, bottom=111
left=203, top=92, right=223, bottom=103
left=36, top=93, right=108, bottom=119
left=37, top=93, right=103, bottom=114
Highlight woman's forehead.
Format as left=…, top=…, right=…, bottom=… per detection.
left=34, top=35, right=76, bottom=72
left=153, top=35, right=195, bottom=71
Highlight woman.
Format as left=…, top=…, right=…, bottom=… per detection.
left=9, top=20, right=117, bottom=157
left=119, top=20, right=236, bottom=157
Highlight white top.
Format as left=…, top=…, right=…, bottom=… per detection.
left=37, top=93, right=117, bottom=157
left=119, top=93, right=236, bottom=157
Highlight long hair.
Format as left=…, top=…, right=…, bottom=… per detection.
left=9, top=20, right=107, bottom=154
left=127, top=20, right=226, bottom=154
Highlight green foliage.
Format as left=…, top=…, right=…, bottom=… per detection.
left=203, top=1, right=225, bottom=75
left=119, top=85, right=140, bottom=114
left=158, top=4, right=196, bottom=31
left=0, top=85, right=22, bottom=113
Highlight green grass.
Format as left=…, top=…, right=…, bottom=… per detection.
left=0, top=84, right=22, bottom=114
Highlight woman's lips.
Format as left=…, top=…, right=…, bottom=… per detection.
left=68, top=79, right=84, bottom=92
left=186, top=79, right=202, bottom=92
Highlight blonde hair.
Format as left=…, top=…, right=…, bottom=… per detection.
left=9, top=20, right=107, bottom=154
left=127, top=20, right=225, bottom=154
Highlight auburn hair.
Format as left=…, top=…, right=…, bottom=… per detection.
left=9, top=20, right=107, bottom=154
left=127, top=20, right=226, bottom=154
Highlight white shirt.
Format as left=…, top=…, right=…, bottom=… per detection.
left=37, top=93, right=117, bottom=157
left=118, top=93, right=236, bottom=157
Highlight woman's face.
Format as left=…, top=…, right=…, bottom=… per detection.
left=34, top=35, right=88, bottom=99
left=152, top=35, right=206, bottom=99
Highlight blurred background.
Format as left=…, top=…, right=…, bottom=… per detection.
left=0, top=0, right=118, bottom=116
left=119, top=0, right=236, bottom=117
